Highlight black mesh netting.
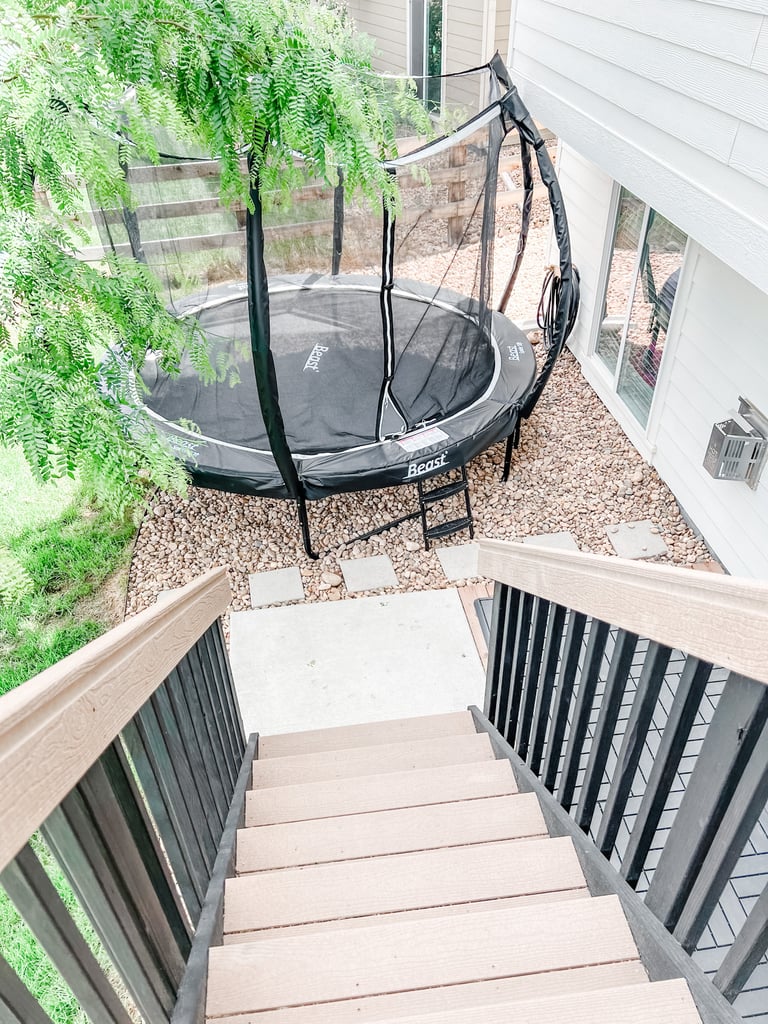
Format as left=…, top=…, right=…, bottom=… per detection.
left=140, top=282, right=498, bottom=454
left=93, top=56, right=575, bottom=502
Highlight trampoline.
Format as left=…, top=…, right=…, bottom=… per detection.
left=98, top=56, right=579, bottom=557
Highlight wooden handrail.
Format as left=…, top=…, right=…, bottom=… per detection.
left=477, top=539, right=768, bottom=688
left=0, top=567, right=231, bottom=872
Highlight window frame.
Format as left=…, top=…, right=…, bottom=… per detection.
left=408, top=0, right=445, bottom=111
left=589, top=183, right=690, bottom=438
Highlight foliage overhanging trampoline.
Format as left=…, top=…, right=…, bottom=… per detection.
left=97, top=56, right=579, bottom=556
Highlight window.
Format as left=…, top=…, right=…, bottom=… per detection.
left=409, top=0, right=443, bottom=111
left=596, top=187, right=687, bottom=427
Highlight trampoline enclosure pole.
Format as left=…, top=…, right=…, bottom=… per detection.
left=245, top=161, right=303, bottom=502
left=246, top=155, right=319, bottom=559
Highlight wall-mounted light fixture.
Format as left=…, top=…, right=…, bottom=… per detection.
left=703, top=397, right=768, bottom=490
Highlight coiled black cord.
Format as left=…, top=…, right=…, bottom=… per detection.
left=536, top=265, right=581, bottom=351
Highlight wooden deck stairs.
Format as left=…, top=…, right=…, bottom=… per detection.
left=206, top=709, right=704, bottom=1023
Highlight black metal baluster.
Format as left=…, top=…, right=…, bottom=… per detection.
left=621, top=655, right=713, bottom=889
left=79, top=744, right=192, bottom=979
left=529, top=603, right=568, bottom=775
left=169, top=733, right=258, bottom=1024
left=169, top=658, right=228, bottom=830
left=487, top=585, right=520, bottom=732
left=674, top=711, right=768, bottom=952
left=575, top=629, right=638, bottom=834
left=558, top=618, right=610, bottom=813
left=131, top=702, right=211, bottom=911
left=150, top=686, right=218, bottom=869
left=42, top=797, right=173, bottom=1024
left=504, top=591, right=534, bottom=748
left=483, top=581, right=509, bottom=724
left=645, top=672, right=768, bottom=933
left=542, top=610, right=586, bottom=793
left=0, top=843, right=133, bottom=1024
left=713, top=879, right=768, bottom=1002
left=163, top=665, right=225, bottom=836
left=120, top=721, right=203, bottom=920
left=516, top=597, right=550, bottom=761
left=0, top=951, right=55, bottom=1024
left=596, top=641, right=673, bottom=858
left=210, top=618, right=247, bottom=756
left=201, top=626, right=242, bottom=780
left=187, top=641, right=236, bottom=796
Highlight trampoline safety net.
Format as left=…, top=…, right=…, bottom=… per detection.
left=94, top=57, right=576, bottom=526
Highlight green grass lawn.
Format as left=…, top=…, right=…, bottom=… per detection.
left=0, top=447, right=78, bottom=545
left=0, top=447, right=139, bottom=1022
left=0, top=446, right=135, bottom=695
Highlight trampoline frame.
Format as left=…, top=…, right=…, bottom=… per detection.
left=116, top=55, right=580, bottom=559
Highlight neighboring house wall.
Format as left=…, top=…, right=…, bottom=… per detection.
left=344, top=0, right=409, bottom=72
left=508, top=0, right=768, bottom=298
left=494, top=0, right=512, bottom=61
left=344, top=1, right=506, bottom=78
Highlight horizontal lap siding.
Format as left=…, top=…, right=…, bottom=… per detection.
left=509, top=0, right=768, bottom=297
left=651, top=245, right=768, bottom=576
left=554, top=145, right=614, bottom=360
left=444, top=1, right=487, bottom=111
left=495, top=0, right=512, bottom=61
left=345, top=0, right=408, bottom=73
left=445, top=1, right=485, bottom=68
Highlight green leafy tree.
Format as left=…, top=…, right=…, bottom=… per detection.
left=0, top=0, right=423, bottom=513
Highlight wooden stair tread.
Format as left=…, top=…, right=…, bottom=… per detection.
left=292, top=980, right=702, bottom=1024
left=252, top=732, right=495, bottom=788
left=258, top=710, right=476, bottom=758
left=206, top=894, right=639, bottom=1018
left=223, top=890, right=588, bottom=943
left=245, top=759, right=517, bottom=826
left=236, top=792, right=546, bottom=872
left=224, top=836, right=585, bottom=934
left=207, top=961, right=648, bottom=1024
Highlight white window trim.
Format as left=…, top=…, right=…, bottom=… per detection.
left=587, top=182, right=689, bottom=460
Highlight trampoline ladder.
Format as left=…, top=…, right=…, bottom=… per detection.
left=417, top=466, right=474, bottom=550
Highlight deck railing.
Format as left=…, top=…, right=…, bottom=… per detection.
left=0, top=567, right=253, bottom=1024
left=476, top=538, right=768, bottom=1022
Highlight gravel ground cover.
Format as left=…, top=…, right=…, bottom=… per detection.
left=126, top=195, right=715, bottom=619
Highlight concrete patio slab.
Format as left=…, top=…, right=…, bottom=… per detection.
left=339, top=554, right=398, bottom=593
left=522, top=531, right=580, bottom=551
left=248, top=566, right=305, bottom=608
left=229, top=589, right=486, bottom=736
left=436, top=543, right=479, bottom=581
left=606, top=520, right=669, bottom=559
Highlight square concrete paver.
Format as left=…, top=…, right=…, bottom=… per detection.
left=340, top=554, right=398, bottom=593
left=522, top=531, right=580, bottom=551
left=249, top=566, right=305, bottom=608
left=436, top=543, right=479, bottom=581
left=229, top=589, right=486, bottom=735
left=606, top=520, right=669, bottom=559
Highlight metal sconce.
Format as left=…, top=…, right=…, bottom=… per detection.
left=703, top=396, right=768, bottom=490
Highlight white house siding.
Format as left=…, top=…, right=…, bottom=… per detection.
left=494, top=0, right=512, bottom=62
left=649, top=246, right=768, bottom=577
left=507, top=0, right=768, bottom=299
left=344, top=0, right=409, bottom=73
left=554, top=148, right=768, bottom=576
left=548, top=145, right=614, bottom=362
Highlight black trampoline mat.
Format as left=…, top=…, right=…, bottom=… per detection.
left=142, top=285, right=498, bottom=454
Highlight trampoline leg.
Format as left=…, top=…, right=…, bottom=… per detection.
left=297, top=496, right=319, bottom=560
left=501, top=422, right=521, bottom=482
